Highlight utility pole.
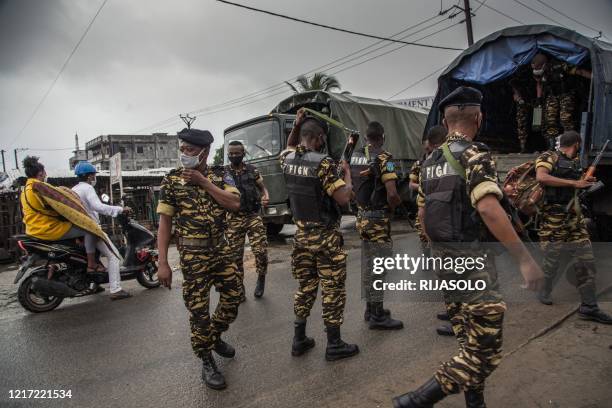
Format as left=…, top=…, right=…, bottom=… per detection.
left=14, top=148, right=28, bottom=170
left=463, top=0, right=474, bottom=46
left=180, top=114, right=197, bottom=129
left=0, top=150, right=6, bottom=173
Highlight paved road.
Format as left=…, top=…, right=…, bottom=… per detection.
left=0, top=219, right=609, bottom=407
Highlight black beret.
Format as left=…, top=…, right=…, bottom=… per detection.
left=439, top=86, right=483, bottom=113
left=177, top=128, right=214, bottom=147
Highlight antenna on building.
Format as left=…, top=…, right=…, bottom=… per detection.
left=179, top=114, right=197, bottom=129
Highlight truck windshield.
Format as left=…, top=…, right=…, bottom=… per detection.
left=225, top=119, right=281, bottom=161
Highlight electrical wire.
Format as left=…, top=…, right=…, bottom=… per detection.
left=471, top=0, right=524, bottom=25
left=215, top=0, right=463, bottom=51
left=532, top=0, right=608, bottom=39
left=5, top=0, right=109, bottom=149
left=387, top=66, right=446, bottom=100
left=510, top=0, right=567, bottom=27
left=134, top=12, right=458, bottom=133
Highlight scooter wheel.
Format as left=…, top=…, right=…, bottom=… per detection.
left=136, top=261, right=160, bottom=289
left=17, top=276, right=64, bottom=313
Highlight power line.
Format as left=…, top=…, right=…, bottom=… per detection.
left=215, top=0, right=463, bottom=51
left=387, top=66, right=447, bottom=100
left=472, top=0, right=524, bottom=24
left=532, top=0, right=608, bottom=38
left=5, top=0, right=108, bottom=149
left=134, top=12, right=456, bottom=133
left=510, top=0, right=567, bottom=27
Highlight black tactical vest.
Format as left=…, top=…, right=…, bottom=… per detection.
left=350, top=146, right=387, bottom=210
left=227, top=164, right=261, bottom=214
left=421, top=140, right=479, bottom=243
left=545, top=152, right=582, bottom=205
left=282, top=150, right=341, bottom=225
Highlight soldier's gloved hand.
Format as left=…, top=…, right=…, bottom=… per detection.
left=519, top=257, right=544, bottom=291
left=158, top=261, right=173, bottom=290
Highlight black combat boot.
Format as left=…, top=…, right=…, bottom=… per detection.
left=436, top=322, right=454, bottom=336
left=364, top=302, right=390, bottom=321
left=201, top=352, right=226, bottom=390
left=291, top=320, right=315, bottom=356
left=213, top=338, right=236, bottom=358
left=325, top=326, right=359, bottom=361
left=436, top=311, right=449, bottom=321
left=254, top=274, right=265, bottom=298
left=464, top=388, right=486, bottom=408
left=392, top=377, right=446, bottom=408
left=578, top=304, right=612, bottom=325
left=368, top=302, right=404, bottom=330
left=537, top=277, right=553, bottom=305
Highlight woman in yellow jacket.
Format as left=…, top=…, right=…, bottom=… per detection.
left=20, top=156, right=102, bottom=273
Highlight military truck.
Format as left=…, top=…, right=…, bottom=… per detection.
left=223, top=91, right=427, bottom=235
left=424, top=24, right=612, bottom=240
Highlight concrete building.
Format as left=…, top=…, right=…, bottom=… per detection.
left=85, top=133, right=179, bottom=171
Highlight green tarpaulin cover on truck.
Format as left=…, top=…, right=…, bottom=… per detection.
left=271, top=91, right=427, bottom=161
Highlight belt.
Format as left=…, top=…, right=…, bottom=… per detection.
left=358, top=209, right=387, bottom=219
left=178, top=236, right=224, bottom=248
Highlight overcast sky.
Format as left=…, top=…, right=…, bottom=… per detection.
left=1, top=0, right=611, bottom=169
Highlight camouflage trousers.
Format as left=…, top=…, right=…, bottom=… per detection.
left=292, top=227, right=347, bottom=327
left=357, top=214, right=392, bottom=302
left=515, top=100, right=531, bottom=151
left=435, top=301, right=506, bottom=394
left=544, top=92, right=576, bottom=144
left=538, top=208, right=596, bottom=300
left=179, top=246, right=241, bottom=357
left=226, top=212, right=268, bottom=284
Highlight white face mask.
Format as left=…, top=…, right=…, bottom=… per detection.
left=532, top=68, right=545, bottom=76
left=180, top=150, right=203, bottom=169
left=90, top=177, right=97, bottom=187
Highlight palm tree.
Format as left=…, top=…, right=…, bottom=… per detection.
left=285, top=72, right=341, bottom=93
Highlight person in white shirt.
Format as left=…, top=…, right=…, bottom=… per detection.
left=73, top=161, right=131, bottom=300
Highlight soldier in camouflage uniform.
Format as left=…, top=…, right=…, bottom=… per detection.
left=531, top=53, right=591, bottom=149
left=156, top=128, right=242, bottom=390
left=281, top=108, right=359, bottom=361
left=225, top=140, right=270, bottom=300
left=409, top=125, right=455, bottom=337
left=350, top=121, right=403, bottom=330
left=535, top=131, right=612, bottom=324
left=393, top=87, right=543, bottom=408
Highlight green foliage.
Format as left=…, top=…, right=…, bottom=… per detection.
left=285, top=72, right=341, bottom=93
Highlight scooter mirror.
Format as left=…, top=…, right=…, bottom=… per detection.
left=101, top=193, right=110, bottom=203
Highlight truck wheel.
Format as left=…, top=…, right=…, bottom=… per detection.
left=17, top=276, right=64, bottom=313
left=266, top=223, right=284, bottom=237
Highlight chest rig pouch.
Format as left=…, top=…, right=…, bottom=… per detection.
left=283, top=150, right=341, bottom=226
left=350, top=146, right=387, bottom=210
left=545, top=152, right=581, bottom=205
left=421, top=141, right=479, bottom=243
left=229, top=164, right=261, bottom=213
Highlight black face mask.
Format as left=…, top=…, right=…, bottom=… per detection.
left=229, top=155, right=244, bottom=165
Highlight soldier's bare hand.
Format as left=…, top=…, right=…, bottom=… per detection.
left=574, top=179, right=595, bottom=189
left=340, top=159, right=350, bottom=176
left=519, top=257, right=544, bottom=291
left=261, top=196, right=269, bottom=207
left=182, top=169, right=208, bottom=187
left=585, top=176, right=597, bottom=183
left=158, top=261, right=173, bottom=290
left=295, top=108, right=306, bottom=126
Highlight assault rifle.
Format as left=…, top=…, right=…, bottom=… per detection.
left=565, top=139, right=610, bottom=212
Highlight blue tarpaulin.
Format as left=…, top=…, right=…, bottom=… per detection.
left=451, top=34, right=589, bottom=84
